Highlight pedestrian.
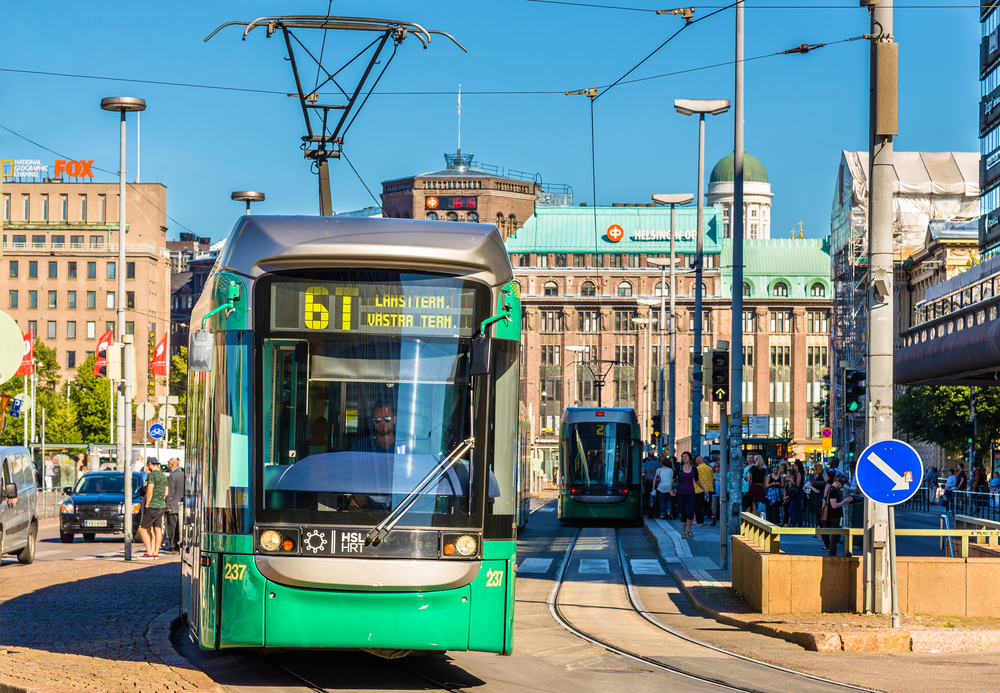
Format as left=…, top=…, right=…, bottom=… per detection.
left=675, top=452, right=706, bottom=539
left=956, top=463, right=968, bottom=491
left=43, top=455, right=54, bottom=489
left=163, top=458, right=184, bottom=553
left=712, top=461, right=721, bottom=526
left=695, top=456, right=714, bottom=526
left=822, top=474, right=853, bottom=557
left=806, top=463, right=826, bottom=526
left=137, top=457, right=168, bottom=559
left=75, top=454, right=87, bottom=481
left=944, top=468, right=957, bottom=511
left=642, top=453, right=661, bottom=519
left=989, top=471, right=1000, bottom=510
left=747, top=454, right=767, bottom=517
left=132, top=454, right=146, bottom=474
left=654, top=457, right=674, bottom=520
left=763, top=465, right=783, bottom=524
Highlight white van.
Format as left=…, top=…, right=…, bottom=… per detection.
left=1, top=446, right=38, bottom=564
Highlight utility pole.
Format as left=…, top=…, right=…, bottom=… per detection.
left=729, top=0, right=746, bottom=525
left=693, top=113, right=706, bottom=458
left=863, top=0, right=897, bottom=615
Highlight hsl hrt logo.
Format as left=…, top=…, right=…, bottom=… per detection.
left=54, top=159, right=94, bottom=178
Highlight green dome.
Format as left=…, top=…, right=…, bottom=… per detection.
left=709, top=152, right=768, bottom=184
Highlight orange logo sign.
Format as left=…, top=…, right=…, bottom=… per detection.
left=607, top=224, right=624, bottom=242
left=426, top=196, right=440, bottom=209
left=54, top=159, right=94, bottom=178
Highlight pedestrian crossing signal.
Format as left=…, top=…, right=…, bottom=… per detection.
left=845, top=369, right=865, bottom=414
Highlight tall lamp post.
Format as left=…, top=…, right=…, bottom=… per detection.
left=231, top=190, right=266, bottom=213
left=632, top=316, right=656, bottom=446
left=101, top=96, right=145, bottom=562
left=651, top=194, right=694, bottom=456
left=674, top=99, right=730, bottom=457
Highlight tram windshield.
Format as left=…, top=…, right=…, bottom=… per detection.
left=258, top=271, right=490, bottom=528
left=567, top=422, right=631, bottom=490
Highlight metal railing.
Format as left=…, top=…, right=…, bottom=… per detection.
left=901, top=485, right=1000, bottom=522
left=738, top=512, right=1000, bottom=559
left=37, top=487, right=68, bottom=520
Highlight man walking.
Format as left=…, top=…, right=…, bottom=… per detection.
left=642, top=453, right=660, bottom=519
left=695, top=456, right=715, bottom=526
left=137, top=457, right=168, bottom=560
left=163, top=458, right=184, bottom=553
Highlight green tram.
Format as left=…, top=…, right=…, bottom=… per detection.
left=515, top=402, right=531, bottom=530
left=557, top=408, right=641, bottom=523
left=179, top=216, right=521, bottom=656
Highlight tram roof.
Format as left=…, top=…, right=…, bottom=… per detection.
left=561, top=407, right=638, bottom=425
left=215, top=216, right=513, bottom=286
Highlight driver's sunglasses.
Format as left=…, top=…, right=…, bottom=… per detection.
left=372, top=416, right=395, bottom=423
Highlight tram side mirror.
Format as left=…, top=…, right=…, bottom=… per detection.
left=470, top=334, right=493, bottom=376
left=189, top=330, right=214, bottom=372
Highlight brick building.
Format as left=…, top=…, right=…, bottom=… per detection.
left=1, top=180, right=172, bottom=403
left=380, top=152, right=539, bottom=238
left=506, top=203, right=832, bottom=474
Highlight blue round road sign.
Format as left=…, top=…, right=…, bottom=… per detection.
left=855, top=439, right=923, bottom=506
left=149, top=423, right=166, bottom=440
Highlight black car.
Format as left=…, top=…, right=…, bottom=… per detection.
left=60, top=471, right=143, bottom=543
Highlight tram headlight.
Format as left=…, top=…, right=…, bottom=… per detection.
left=260, top=530, right=281, bottom=552
left=454, top=535, right=477, bottom=556
left=442, top=533, right=479, bottom=558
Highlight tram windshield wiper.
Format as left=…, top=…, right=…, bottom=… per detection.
left=365, top=437, right=475, bottom=546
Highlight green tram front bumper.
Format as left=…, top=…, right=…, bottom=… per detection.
left=197, top=537, right=515, bottom=654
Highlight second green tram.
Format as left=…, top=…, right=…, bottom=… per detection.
left=557, top=408, right=641, bottom=523
left=179, top=215, right=521, bottom=656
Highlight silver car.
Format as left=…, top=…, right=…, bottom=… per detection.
left=1, top=446, right=38, bottom=564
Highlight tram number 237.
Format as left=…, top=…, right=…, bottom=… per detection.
left=224, top=563, right=248, bottom=581
left=485, top=568, right=504, bottom=587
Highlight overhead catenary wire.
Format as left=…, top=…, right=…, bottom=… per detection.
left=526, top=0, right=988, bottom=9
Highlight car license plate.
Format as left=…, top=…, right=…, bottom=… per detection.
left=84, top=520, right=107, bottom=528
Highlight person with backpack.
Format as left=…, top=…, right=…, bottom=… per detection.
left=653, top=457, right=675, bottom=520
left=821, top=474, right=853, bottom=557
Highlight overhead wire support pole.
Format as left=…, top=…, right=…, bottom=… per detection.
left=729, top=0, right=745, bottom=527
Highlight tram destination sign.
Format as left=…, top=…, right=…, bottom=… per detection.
left=270, top=280, right=477, bottom=337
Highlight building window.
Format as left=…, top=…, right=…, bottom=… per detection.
left=536, top=254, right=548, bottom=268
left=47, top=321, right=56, bottom=339
left=742, top=310, right=756, bottom=333
left=70, top=235, right=84, bottom=247
left=12, top=235, right=25, bottom=246
left=87, top=321, right=96, bottom=339
left=67, top=321, right=77, bottom=339
left=87, top=262, right=96, bottom=279
left=541, top=345, right=561, bottom=365
left=60, top=194, right=68, bottom=221
left=617, top=281, right=633, bottom=297
left=126, top=291, right=135, bottom=309
left=445, top=211, right=458, bottom=221
left=807, top=311, right=829, bottom=333
left=573, top=254, right=586, bottom=268
left=9, top=261, right=17, bottom=278
left=770, top=311, right=792, bottom=333
left=426, top=211, right=438, bottom=220
left=48, top=261, right=57, bottom=279
left=87, top=291, right=96, bottom=309
left=106, top=321, right=115, bottom=334
left=627, top=254, right=640, bottom=268
left=541, top=311, right=562, bottom=332
left=8, top=290, right=17, bottom=309
left=554, top=254, right=567, bottom=268
left=517, top=254, right=529, bottom=267
left=32, top=235, right=45, bottom=248
left=655, top=281, right=668, bottom=297
left=68, top=262, right=77, bottom=279
left=28, top=320, right=36, bottom=335
left=614, top=310, right=637, bottom=332
left=90, top=236, right=103, bottom=248
left=3, top=193, right=9, bottom=221
left=743, top=282, right=751, bottom=298
left=107, top=262, right=116, bottom=279
left=51, top=235, right=65, bottom=248
left=543, top=281, right=559, bottom=297
left=614, top=345, right=635, bottom=366
left=80, top=195, right=87, bottom=221
left=578, top=310, right=600, bottom=332
left=41, top=194, right=49, bottom=221
left=22, top=194, right=30, bottom=221
left=48, top=291, right=57, bottom=309
left=67, top=351, right=76, bottom=369
left=772, top=281, right=789, bottom=297
left=106, top=292, right=116, bottom=309
left=581, top=281, right=596, bottom=297
left=810, top=282, right=826, bottom=297
left=28, top=291, right=37, bottom=309
left=99, top=194, right=106, bottom=221
left=126, top=321, right=135, bottom=335
left=609, top=254, right=622, bottom=268
left=467, top=211, right=479, bottom=223
left=127, top=262, right=135, bottom=279
left=68, top=291, right=77, bottom=309
left=29, top=261, right=38, bottom=279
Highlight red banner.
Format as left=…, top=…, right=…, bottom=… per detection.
left=150, top=334, right=168, bottom=377
left=92, top=329, right=115, bottom=376
left=15, top=330, right=33, bottom=376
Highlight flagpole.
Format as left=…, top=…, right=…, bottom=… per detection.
left=457, top=84, right=461, bottom=158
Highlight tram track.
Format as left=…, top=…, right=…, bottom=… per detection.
left=548, top=526, right=880, bottom=693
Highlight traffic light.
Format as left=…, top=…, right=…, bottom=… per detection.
left=711, top=350, right=729, bottom=402
left=845, top=369, right=865, bottom=414
left=651, top=414, right=662, bottom=437
left=693, top=352, right=706, bottom=386
left=965, top=419, right=975, bottom=445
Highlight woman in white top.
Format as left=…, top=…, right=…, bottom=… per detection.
left=654, top=457, right=675, bottom=520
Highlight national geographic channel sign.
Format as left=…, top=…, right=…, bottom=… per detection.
left=1, top=158, right=95, bottom=180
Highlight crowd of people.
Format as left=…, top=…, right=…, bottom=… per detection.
left=642, top=452, right=856, bottom=556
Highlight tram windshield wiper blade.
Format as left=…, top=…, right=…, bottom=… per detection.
left=365, top=437, right=475, bottom=546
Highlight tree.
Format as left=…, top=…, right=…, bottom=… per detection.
left=895, top=386, right=1000, bottom=460
left=169, top=347, right=188, bottom=443
left=0, top=340, right=81, bottom=445
left=812, top=376, right=831, bottom=426
left=70, top=355, right=115, bottom=443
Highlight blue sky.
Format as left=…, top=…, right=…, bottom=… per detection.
left=0, top=1, right=982, bottom=242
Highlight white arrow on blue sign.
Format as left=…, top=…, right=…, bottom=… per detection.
left=149, top=423, right=166, bottom=440
left=855, top=439, right=923, bottom=505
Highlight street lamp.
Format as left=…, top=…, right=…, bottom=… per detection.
left=674, top=98, right=729, bottom=457
left=632, top=316, right=656, bottom=446
left=566, top=345, right=586, bottom=406
left=651, top=193, right=694, bottom=455
left=231, top=190, right=266, bottom=214
left=100, top=95, right=145, bottom=562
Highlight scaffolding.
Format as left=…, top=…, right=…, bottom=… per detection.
left=830, top=151, right=980, bottom=459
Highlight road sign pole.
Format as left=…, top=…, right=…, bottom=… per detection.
left=888, top=505, right=900, bottom=628
left=719, top=400, right=729, bottom=570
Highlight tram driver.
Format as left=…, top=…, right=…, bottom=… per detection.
left=353, top=402, right=406, bottom=455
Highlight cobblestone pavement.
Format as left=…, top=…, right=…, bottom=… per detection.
left=0, top=556, right=219, bottom=693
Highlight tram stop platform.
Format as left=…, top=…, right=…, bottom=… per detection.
left=0, top=544, right=220, bottom=693
left=642, top=513, right=1000, bottom=654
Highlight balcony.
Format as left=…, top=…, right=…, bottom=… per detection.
left=1, top=241, right=169, bottom=258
